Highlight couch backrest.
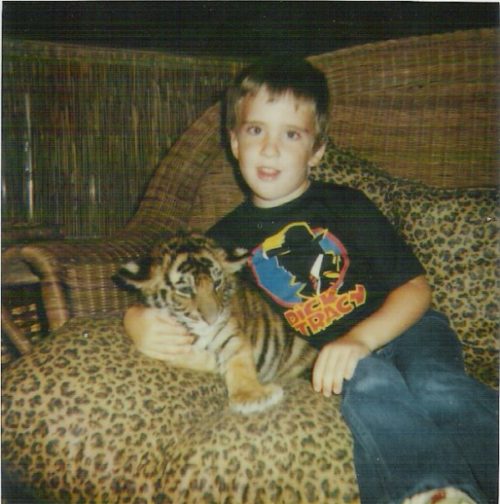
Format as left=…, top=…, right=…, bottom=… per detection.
left=310, top=28, right=497, bottom=188
left=127, top=103, right=244, bottom=236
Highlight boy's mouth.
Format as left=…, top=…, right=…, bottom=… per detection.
left=257, top=166, right=280, bottom=181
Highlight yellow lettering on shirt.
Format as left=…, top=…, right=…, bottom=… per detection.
left=284, top=284, right=367, bottom=336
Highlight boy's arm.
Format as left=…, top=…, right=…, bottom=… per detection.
left=312, top=274, right=432, bottom=397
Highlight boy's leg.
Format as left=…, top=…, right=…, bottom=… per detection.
left=350, top=438, right=388, bottom=504
left=341, top=326, right=491, bottom=503
left=391, top=310, right=498, bottom=503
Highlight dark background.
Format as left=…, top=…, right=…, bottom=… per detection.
left=2, top=1, right=498, bottom=57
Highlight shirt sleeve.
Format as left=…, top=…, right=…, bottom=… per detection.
left=343, top=189, right=426, bottom=291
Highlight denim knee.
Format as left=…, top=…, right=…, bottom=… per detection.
left=406, top=366, right=498, bottom=419
left=343, top=355, right=404, bottom=398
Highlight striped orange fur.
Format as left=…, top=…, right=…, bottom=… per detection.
left=117, top=232, right=317, bottom=413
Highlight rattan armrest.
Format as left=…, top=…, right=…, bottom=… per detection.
left=19, top=233, right=162, bottom=331
left=1, top=305, right=33, bottom=355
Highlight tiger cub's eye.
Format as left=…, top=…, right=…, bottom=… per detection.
left=176, top=285, right=193, bottom=297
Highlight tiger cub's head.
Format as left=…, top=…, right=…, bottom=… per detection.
left=116, top=232, right=248, bottom=326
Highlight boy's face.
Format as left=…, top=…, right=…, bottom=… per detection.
left=230, top=87, right=326, bottom=208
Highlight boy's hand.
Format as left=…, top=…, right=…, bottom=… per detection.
left=312, top=275, right=431, bottom=397
left=312, top=334, right=371, bottom=397
left=123, top=305, right=194, bottom=360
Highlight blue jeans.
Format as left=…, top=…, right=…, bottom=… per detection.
left=341, top=310, right=498, bottom=504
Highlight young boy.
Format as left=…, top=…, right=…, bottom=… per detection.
left=124, top=59, right=498, bottom=504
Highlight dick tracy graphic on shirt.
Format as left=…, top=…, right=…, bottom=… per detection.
left=249, top=222, right=366, bottom=337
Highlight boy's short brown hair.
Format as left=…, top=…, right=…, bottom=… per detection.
left=225, top=58, right=330, bottom=148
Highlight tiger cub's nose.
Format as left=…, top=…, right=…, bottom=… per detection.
left=196, top=276, right=221, bottom=325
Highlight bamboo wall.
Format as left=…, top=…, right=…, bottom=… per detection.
left=2, top=39, right=246, bottom=238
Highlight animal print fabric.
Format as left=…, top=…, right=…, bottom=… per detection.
left=2, top=315, right=359, bottom=504
left=387, top=182, right=498, bottom=387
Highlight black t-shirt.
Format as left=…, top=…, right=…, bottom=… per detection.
left=208, top=182, right=425, bottom=349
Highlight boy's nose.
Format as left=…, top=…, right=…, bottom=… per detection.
left=261, top=136, right=279, bottom=157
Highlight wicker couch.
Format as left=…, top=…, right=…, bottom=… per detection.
left=2, top=29, right=498, bottom=504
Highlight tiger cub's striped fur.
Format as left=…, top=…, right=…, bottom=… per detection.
left=117, top=232, right=317, bottom=414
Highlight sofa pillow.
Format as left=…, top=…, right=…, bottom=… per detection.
left=2, top=315, right=358, bottom=504
left=311, top=142, right=395, bottom=222
left=387, top=183, right=498, bottom=381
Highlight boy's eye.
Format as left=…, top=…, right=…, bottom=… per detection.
left=246, top=125, right=262, bottom=135
left=286, top=130, right=301, bottom=141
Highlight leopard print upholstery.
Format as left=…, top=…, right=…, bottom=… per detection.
left=388, top=184, right=498, bottom=345
left=2, top=142, right=497, bottom=502
left=2, top=315, right=359, bottom=504
left=387, top=182, right=498, bottom=387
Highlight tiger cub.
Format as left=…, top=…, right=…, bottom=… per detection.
left=117, top=232, right=317, bottom=414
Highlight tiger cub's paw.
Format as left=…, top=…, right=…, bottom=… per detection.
left=229, top=384, right=284, bottom=414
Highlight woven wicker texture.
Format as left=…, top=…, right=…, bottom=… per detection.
left=310, top=28, right=498, bottom=187
left=4, top=28, right=497, bottom=338
left=2, top=39, right=246, bottom=237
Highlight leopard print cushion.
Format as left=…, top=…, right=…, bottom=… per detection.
left=2, top=316, right=359, bottom=504
left=387, top=183, right=498, bottom=387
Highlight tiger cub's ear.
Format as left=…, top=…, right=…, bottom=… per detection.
left=222, top=247, right=249, bottom=274
left=113, top=257, right=154, bottom=291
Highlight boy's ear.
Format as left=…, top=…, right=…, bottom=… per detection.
left=308, top=142, right=327, bottom=167
left=229, top=130, right=240, bottom=160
